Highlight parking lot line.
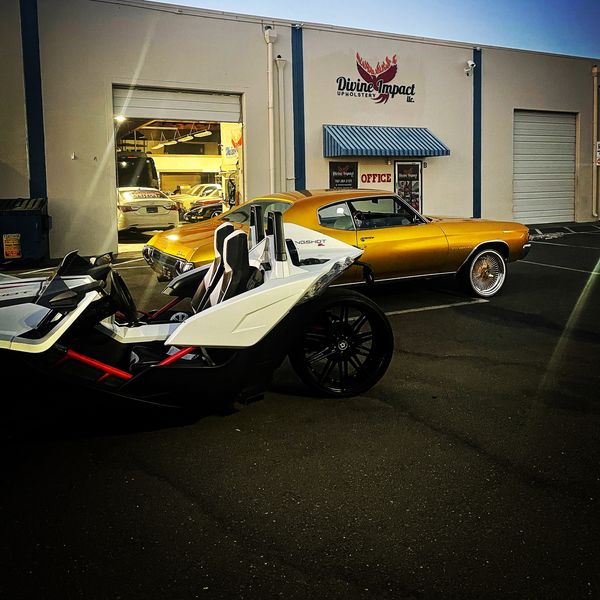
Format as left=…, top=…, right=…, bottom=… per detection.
left=18, top=266, right=55, bottom=275
left=532, top=241, right=600, bottom=250
left=522, top=260, right=600, bottom=275
left=385, top=299, right=488, bottom=316
left=113, top=265, right=152, bottom=270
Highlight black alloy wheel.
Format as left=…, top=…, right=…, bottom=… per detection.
left=289, top=289, right=393, bottom=397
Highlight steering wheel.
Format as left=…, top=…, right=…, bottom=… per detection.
left=109, top=270, right=138, bottom=324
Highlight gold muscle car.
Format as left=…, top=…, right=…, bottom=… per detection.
left=143, top=189, right=531, bottom=298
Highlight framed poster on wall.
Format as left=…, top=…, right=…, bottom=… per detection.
left=395, top=162, right=422, bottom=212
left=329, top=161, right=358, bottom=189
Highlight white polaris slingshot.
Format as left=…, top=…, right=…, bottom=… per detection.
left=0, top=208, right=393, bottom=407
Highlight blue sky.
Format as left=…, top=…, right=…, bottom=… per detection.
left=148, top=0, right=599, bottom=58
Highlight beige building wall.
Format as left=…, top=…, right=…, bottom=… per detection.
left=36, top=0, right=292, bottom=257
left=302, top=28, right=474, bottom=216
left=3, top=0, right=597, bottom=259
left=0, top=0, right=29, bottom=198
left=481, top=49, right=597, bottom=222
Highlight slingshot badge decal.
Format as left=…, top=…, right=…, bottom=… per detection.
left=296, top=239, right=326, bottom=246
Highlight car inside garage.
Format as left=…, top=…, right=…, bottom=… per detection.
left=113, top=86, right=244, bottom=251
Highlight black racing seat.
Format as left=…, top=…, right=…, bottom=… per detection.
left=129, top=228, right=263, bottom=372
left=208, top=230, right=250, bottom=305
left=207, top=230, right=265, bottom=306
left=190, top=222, right=235, bottom=313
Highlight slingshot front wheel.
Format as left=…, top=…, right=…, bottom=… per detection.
left=289, top=289, right=393, bottom=397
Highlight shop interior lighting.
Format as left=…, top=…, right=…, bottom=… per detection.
left=163, top=140, right=177, bottom=146
left=193, top=130, right=212, bottom=138
left=178, top=134, right=194, bottom=142
left=152, top=131, right=167, bottom=150
left=114, top=115, right=126, bottom=123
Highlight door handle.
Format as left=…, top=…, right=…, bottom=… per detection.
left=360, top=236, right=374, bottom=242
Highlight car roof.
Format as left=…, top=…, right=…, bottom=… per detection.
left=250, top=189, right=393, bottom=206
left=118, top=187, right=164, bottom=192
left=246, top=189, right=396, bottom=213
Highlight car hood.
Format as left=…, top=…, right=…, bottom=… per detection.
left=427, top=215, right=525, bottom=230
left=147, top=219, right=242, bottom=261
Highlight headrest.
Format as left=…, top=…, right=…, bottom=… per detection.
left=214, top=223, right=235, bottom=259
left=223, top=230, right=249, bottom=271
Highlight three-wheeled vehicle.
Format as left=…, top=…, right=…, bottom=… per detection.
left=0, top=208, right=393, bottom=407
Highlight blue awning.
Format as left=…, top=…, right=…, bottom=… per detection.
left=323, top=124, right=450, bottom=158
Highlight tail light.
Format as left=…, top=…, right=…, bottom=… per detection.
left=118, top=205, right=140, bottom=213
left=165, top=203, right=179, bottom=211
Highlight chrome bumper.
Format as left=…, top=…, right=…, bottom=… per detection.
left=142, top=246, right=193, bottom=282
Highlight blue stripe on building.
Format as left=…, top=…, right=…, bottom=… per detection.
left=19, top=0, right=47, bottom=199
left=291, top=25, right=306, bottom=191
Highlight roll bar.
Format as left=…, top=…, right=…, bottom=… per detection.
left=266, top=211, right=287, bottom=263
left=249, top=204, right=265, bottom=245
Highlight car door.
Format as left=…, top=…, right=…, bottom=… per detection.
left=347, top=196, right=449, bottom=279
left=314, top=201, right=361, bottom=283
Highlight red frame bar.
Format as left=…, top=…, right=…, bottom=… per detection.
left=64, top=349, right=133, bottom=380
left=158, top=346, right=195, bottom=366
left=147, top=297, right=182, bottom=322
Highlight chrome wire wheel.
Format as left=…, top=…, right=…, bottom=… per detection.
left=468, top=249, right=506, bottom=297
left=289, top=289, right=393, bottom=397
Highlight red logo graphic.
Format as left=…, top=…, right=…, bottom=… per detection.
left=356, top=53, right=398, bottom=104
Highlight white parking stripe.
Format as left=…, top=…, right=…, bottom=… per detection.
left=113, top=265, right=150, bottom=270
left=532, top=241, right=600, bottom=251
left=115, top=257, right=144, bottom=266
left=18, top=266, right=55, bottom=275
left=16, top=256, right=144, bottom=275
left=385, top=299, right=488, bottom=316
left=522, top=260, right=600, bottom=275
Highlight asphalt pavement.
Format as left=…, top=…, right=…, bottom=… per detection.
left=1, top=228, right=599, bottom=599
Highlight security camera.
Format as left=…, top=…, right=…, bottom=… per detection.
left=465, top=60, right=476, bottom=75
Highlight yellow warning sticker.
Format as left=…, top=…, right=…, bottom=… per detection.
left=3, top=233, right=22, bottom=259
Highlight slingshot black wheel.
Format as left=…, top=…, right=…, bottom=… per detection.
left=289, top=289, right=393, bottom=397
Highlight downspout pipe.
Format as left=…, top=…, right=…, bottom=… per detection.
left=264, top=27, right=277, bottom=194
left=593, top=65, right=598, bottom=219
left=275, top=56, right=287, bottom=192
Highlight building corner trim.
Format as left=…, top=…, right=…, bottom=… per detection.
left=19, top=0, right=47, bottom=200
left=291, top=26, right=306, bottom=191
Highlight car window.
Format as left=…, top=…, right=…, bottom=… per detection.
left=318, top=202, right=355, bottom=230
left=349, top=196, right=421, bottom=229
left=220, top=200, right=291, bottom=224
left=199, top=186, right=218, bottom=197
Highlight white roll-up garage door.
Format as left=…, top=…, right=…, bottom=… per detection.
left=513, top=110, right=576, bottom=224
left=113, top=86, right=241, bottom=122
